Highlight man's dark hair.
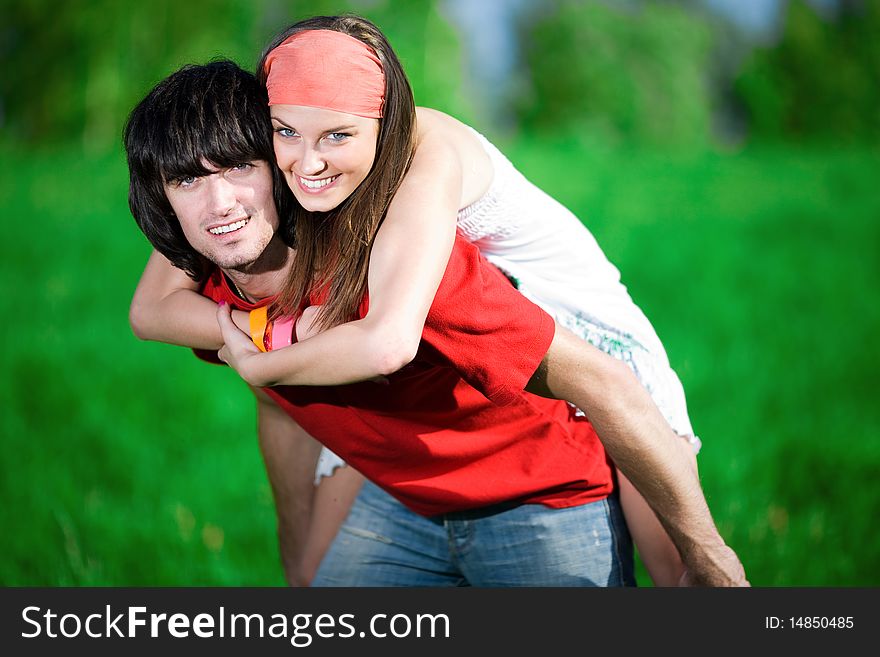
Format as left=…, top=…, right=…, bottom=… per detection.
left=124, top=60, right=294, bottom=281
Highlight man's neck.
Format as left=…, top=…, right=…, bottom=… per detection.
left=224, top=236, right=294, bottom=303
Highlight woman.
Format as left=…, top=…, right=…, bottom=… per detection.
left=135, top=15, right=698, bottom=585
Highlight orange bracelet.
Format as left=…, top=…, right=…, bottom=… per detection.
left=249, top=306, right=269, bottom=353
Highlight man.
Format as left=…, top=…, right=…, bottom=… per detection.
left=126, top=61, right=746, bottom=586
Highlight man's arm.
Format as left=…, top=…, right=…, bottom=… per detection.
left=130, top=250, right=249, bottom=349
left=528, top=324, right=748, bottom=587
left=251, top=386, right=323, bottom=586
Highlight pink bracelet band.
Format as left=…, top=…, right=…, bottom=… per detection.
left=269, top=316, right=295, bottom=350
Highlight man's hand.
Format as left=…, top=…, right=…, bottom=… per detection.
left=679, top=544, right=750, bottom=587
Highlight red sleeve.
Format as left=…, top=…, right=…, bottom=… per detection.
left=421, top=236, right=555, bottom=405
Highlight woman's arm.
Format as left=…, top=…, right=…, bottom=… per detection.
left=217, top=131, right=463, bottom=387
left=130, top=250, right=248, bottom=349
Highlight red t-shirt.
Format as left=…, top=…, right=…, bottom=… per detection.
left=197, top=236, right=613, bottom=516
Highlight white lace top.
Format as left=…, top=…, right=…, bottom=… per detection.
left=456, top=130, right=668, bottom=361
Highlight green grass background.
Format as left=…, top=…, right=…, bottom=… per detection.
left=2, top=136, right=877, bottom=586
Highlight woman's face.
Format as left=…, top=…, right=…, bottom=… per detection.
left=271, top=104, right=379, bottom=213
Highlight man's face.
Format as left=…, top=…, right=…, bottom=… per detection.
left=163, top=160, right=279, bottom=270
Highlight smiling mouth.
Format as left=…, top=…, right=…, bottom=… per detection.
left=299, top=174, right=340, bottom=190
left=208, top=218, right=249, bottom=235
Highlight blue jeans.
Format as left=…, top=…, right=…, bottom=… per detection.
left=313, top=481, right=635, bottom=587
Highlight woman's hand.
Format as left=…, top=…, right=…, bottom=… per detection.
left=217, top=302, right=268, bottom=386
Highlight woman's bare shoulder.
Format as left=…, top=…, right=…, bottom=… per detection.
left=415, top=107, right=492, bottom=205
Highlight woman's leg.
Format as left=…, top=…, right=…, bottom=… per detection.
left=297, top=465, right=365, bottom=585
left=617, top=440, right=695, bottom=587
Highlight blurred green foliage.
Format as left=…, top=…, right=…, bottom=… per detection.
left=734, top=0, right=880, bottom=144
left=0, top=0, right=470, bottom=151
left=3, top=137, right=877, bottom=586
left=1, top=0, right=260, bottom=150
left=2, top=0, right=877, bottom=148
left=519, top=1, right=715, bottom=147
left=1, top=1, right=878, bottom=586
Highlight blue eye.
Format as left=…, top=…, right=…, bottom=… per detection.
left=275, top=127, right=296, bottom=138
left=327, top=132, right=350, bottom=142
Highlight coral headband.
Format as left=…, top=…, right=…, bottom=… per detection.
left=265, top=30, right=385, bottom=118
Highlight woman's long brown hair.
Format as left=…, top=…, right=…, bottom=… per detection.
left=257, top=15, right=417, bottom=328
